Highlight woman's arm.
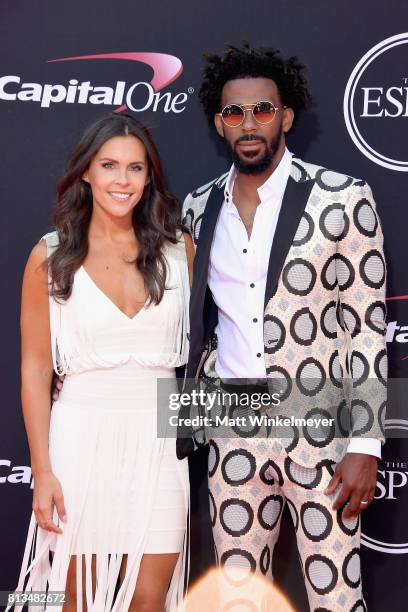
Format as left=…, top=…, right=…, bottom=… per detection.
left=21, top=240, right=66, bottom=533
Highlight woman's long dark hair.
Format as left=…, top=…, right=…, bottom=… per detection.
left=48, top=113, right=180, bottom=304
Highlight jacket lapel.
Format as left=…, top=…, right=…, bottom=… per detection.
left=189, top=184, right=224, bottom=349
left=264, top=172, right=315, bottom=308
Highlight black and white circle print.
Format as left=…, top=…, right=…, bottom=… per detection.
left=320, top=301, right=338, bottom=339
left=336, top=301, right=346, bottom=331
left=321, top=256, right=337, bottom=291
left=353, top=198, right=378, bottom=238
left=350, top=351, right=369, bottom=386
left=209, top=490, right=217, bottom=527
left=221, top=549, right=256, bottom=585
left=374, top=348, right=387, bottom=385
left=315, top=168, right=353, bottom=192
left=319, top=203, right=349, bottom=242
left=293, top=211, right=314, bottom=246
left=293, top=160, right=311, bottom=182
left=303, top=408, right=335, bottom=448
left=221, top=449, right=256, bottom=486
left=229, top=403, right=261, bottom=438
left=220, top=499, right=254, bottom=537
left=337, top=400, right=351, bottom=437
left=258, top=494, right=284, bottom=531
left=208, top=440, right=220, bottom=478
left=351, top=399, right=374, bottom=435
left=193, top=213, right=203, bottom=243
left=265, top=366, right=293, bottom=402
left=296, top=357, right=327, bottom=396
left=282, top=258, right=317, bottom=296
left=284, top=456, right=323, bottom=489
left=286, top=498, right=299, bottom=531
left=182, top=208, right=194, bottom=234
left=340, top=304, right=361, bottom=338
left=350, top=599, right=367, bottom=612
left=359, top=250, right=385, bottom=289
left=259, top=459, right=284, bottom=486
left=365, top=301, right=386, bottom=335
left=264, top=315, right=286, bottom=354
left=329, top=351, right=343, bottom=387
left=315, top=458, right=336, bottom=477
left=337, top=506, right=359, bottom=536
left=280, top=423, right=300, bottom=454
left=305, top=554, right=338, bottom=595
left=260, top=545, right=271, bottom=575
left=321, top=254, right=355, bottom=291
left=290, top=307, right=318, bottom=346
left=335, top=254, right=355, bottom=291
left=342, top=548, right=361, bottom=589
left=300, top=502, right=333, bottom=542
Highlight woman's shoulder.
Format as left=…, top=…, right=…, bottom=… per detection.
left=25, top=230, right=59, bottom=274
left=23, top=238, right=49, bottom=283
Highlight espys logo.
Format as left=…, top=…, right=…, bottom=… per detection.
left=344, top=33, right=408, bottom=171
left=0, top=52, right=193, bottom=113
left=362, top=419, right=408, bottom=554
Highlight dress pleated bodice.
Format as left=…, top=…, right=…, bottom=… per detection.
left=44, top=231, right=190, bottom=375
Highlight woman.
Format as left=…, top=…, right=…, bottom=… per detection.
left=10, top=113, right=194, bottom=611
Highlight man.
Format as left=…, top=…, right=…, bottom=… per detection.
left=178, top=44, right=387, bottom=611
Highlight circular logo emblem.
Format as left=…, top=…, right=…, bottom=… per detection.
left=361, top=419, right=408, bottom=554
left=344, top=33, right=408, bottom=171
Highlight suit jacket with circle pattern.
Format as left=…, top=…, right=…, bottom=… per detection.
left=177, top=156, right=387, bottom=468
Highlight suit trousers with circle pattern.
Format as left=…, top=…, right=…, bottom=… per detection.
left=208, top=437, right=366, bottom=612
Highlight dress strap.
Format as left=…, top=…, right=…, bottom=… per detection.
left=41, top=231, right=59, bottom=257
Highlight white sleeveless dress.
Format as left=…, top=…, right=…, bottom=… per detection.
left=9, top=231, right=190, bottom=612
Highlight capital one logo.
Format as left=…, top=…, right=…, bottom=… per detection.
left=386, top=295, right=408, bottom=361
left=344, top=33, right=408, bottom=171
left=0, top=52, right=192, bottom=113
left=361, top=419, right=408, bottom=554
left=0, top=459, right=33, bottom=487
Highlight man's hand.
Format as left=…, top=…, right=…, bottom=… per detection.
left=324, top=453, right=378, bottom=520
left=52, top=374, right=65, bottom=401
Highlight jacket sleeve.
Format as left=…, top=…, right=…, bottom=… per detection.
left=337, top=181, right=387, bottom=444
left=181, top=193, right=195, bottom=239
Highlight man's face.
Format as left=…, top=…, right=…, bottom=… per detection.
left=214, top=77, right=294, bottom=174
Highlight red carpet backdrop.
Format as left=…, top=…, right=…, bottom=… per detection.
left=0, top=1, right=407, bottom=610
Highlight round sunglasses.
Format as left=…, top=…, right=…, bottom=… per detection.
left=217, top=100, right=286, bottom=127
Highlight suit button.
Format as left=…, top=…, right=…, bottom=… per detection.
left=253, top=318, right=258, bottom=323
left=256, top=353, right=262, bottom=358
left=243, top=248, right=247, bottom=253
left=250, top=283, right=255, bottom=288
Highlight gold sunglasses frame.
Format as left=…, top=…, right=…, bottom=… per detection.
left=217, top=101, right=287, bottom=127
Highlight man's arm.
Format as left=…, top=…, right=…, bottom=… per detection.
left=325, top=180, right=387, bottom=517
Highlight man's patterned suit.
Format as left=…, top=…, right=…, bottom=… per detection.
left=179, top=157, right=387, bottom=611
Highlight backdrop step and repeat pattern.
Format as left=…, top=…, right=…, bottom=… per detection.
left=1, top=1, right=408, bottom=610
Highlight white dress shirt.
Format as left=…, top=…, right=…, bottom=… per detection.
left=208, top=148, right=381, bottom=458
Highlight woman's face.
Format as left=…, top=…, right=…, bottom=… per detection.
left=82, top=135, right=150, bottom=218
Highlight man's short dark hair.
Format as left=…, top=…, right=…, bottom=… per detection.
left=198, top=43, right=311, bottom=126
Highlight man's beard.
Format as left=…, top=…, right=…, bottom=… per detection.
left=231, top=130, right=282, bottom=175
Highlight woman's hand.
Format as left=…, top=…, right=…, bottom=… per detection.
left=33, top=471, right=67, bottom=534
